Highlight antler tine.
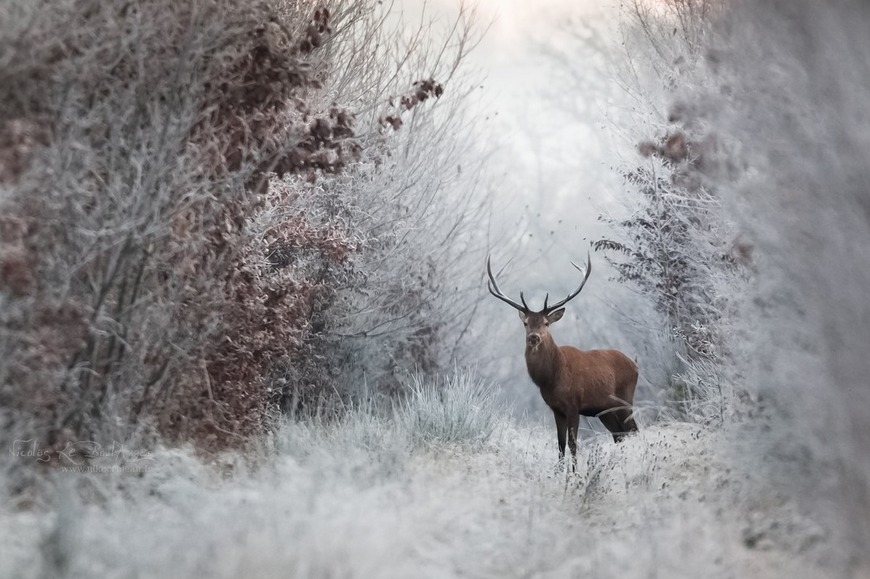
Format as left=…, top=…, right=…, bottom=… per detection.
left=519, top=292, right=531, bottom=311
left=486, top=255, right=529, bottom=312
left=543, top=251, right=592, bottom=313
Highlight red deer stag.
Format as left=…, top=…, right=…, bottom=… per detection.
left=486, top=253, right=639, bottom=469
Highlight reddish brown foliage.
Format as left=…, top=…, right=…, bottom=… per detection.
left=0, top=250, right=33, bottom=296
left=380, top=78, right=444, bottom=131
left=0, top=1, right=363, bottom=454
left=0, top=119, right=50, bottom=184
left=1, top=0, right=455, bottom=458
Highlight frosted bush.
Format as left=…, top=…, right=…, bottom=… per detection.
left=397, top=371, right=502, bottom=450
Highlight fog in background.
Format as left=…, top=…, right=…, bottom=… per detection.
left=403, top=0, right=661, bottom=418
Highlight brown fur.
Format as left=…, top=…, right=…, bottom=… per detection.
left=521, top=309, right=639, bottom=469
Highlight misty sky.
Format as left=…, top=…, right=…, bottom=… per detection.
left=460, top=4, right=625, bottom=216
left=412, top=0, right=634, bottom=274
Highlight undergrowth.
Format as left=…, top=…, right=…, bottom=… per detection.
left=397, top=372, right=502, bottom=450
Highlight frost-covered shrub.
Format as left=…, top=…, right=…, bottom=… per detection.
left=0, top=0, right=364, bottom=453
left=0, top=0, right=487, bottom=456
left=604, top=0, right=870, bottom=567
left=397, top=372, right=501, bottom=450
left=587, top=0, right=745, bottom=420
left=271, top=43, right=488, bottom=413
left=595, top=130, right=740, bottom=362
left=693, top=0, right=870, bottom=564
left=283, top=9, right=491, bottom=405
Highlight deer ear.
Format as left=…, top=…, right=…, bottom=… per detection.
left=518, top=310, right=528, bottom=322
left=547, top=308, right=565, bottom=324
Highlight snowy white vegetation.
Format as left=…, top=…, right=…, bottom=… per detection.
left=0, top=0, right=490, bottom=450
left=0, top=371, right=826, bottom=578
left=590, top=0, right=870, bottom=572
left=1, top=0, right=869, bottom=577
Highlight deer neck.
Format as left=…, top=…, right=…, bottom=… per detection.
left=525, top=335, right=560, bottom=391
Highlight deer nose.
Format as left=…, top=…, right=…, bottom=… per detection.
left=528, top=334, right=541, bottom=347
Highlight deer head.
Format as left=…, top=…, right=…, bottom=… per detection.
left=486, top=252, right=592, bottom=352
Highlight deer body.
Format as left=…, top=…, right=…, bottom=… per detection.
left=527, top=344, right=638, bottom=419
left=487, top=253, right=639, bottom=470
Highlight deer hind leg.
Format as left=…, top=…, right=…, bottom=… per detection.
left=600, top=407, right=638, bottom=443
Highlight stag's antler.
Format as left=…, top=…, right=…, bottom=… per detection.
left=487, top=252, right=592, bottom=313
left=486, top=255, right=528, bottom=312
left=542, top=251, right=592, bottom=314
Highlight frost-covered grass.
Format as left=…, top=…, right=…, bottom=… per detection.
left=0, top=373, right=830, bottom=578
left=397, top=372, right=502, bottom=449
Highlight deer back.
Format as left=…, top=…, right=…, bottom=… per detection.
left=549, top=347, right=638, bottom=415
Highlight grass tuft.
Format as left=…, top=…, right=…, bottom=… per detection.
left=397, top=371, right=502, bottom=450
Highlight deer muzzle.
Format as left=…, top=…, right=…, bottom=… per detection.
left=527, top=334, right=541, bottom=348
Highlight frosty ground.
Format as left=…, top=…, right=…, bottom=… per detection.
left=1, top=376, right=828, bottom=579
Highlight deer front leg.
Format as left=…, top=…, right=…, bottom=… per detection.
left=553, top=410, right=568, bottom=465
left=567, top=413, right=580, bottom=472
